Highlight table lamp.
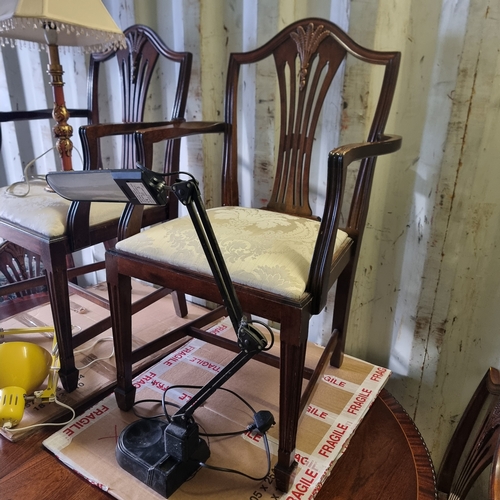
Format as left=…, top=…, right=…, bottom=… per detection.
left=0, top=0, right=126, bottom=170
left=0, top=341, right=52, bottom=428
left=46, top=166, right=274, bottom=496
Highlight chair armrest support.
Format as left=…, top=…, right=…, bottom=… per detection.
left=79, top=119, right=187, bottom=170
left=307, top=134, right=402, bottom=313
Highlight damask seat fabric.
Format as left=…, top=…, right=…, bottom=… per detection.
left=0, top=182, right=126, bottom=237
left=115, top=206, right=350, bottom=300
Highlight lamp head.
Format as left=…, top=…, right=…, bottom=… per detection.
left=46, top=167, right=169, bottom=205
left=0, top=342, right=51, bottom=428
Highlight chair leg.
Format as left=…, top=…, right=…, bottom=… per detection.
left=274, top=310, right=309, bottom=492
left=330, top=264, right=354, bottom=368
left=107, top=254, right=136, bottom=411
left=172, top=290, right=188, bottom=317
left=42, top=246, right=79, bottom=392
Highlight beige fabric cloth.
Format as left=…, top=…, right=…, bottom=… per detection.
left=116, top=206, right=350, bottom=300
left=0, top=181, right=126, bottom=238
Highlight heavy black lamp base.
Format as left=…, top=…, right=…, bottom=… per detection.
left=116, top=419, right=210, bottom=497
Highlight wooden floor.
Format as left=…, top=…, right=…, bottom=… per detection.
left=1, top=393, right=113, bottom=500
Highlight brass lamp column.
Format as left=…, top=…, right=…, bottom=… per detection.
left=45, top=28, right=73, bottom=170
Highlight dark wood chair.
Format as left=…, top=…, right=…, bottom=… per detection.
left=0, top=24, right=191, bottom=392
left=437, top=367, right=500, bottom=499
left=0, top=239, right=48, bottom=318
left=106, top=18, right=401, bottom=492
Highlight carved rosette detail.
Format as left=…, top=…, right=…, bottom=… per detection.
left=290, top=23, right=331, bottom=91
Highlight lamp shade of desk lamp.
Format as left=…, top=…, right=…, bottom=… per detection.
left=0, top=341, right=52, bottom=428
left=0, top=0, right=125, bottom=170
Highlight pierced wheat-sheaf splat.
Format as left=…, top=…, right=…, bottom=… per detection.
left=290, top=23, right=331, bottom=90
left=124, top=30, right=148, bottom=85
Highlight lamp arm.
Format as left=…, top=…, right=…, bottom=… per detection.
left=159, top=176, right=268, bottom=461
left=172, top=179, right=265, bottom=349
left=33, top=337, right=60, bottom=403
left=45, top=167, right=269, bottom=425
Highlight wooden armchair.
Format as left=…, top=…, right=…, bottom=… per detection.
left=0, top=24, right=191, bottom=392
left=437, top=367, right=500, bottom=499
left=106, top=18, right=401, bottom=491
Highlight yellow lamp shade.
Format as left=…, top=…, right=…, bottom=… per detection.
left=0, top=342, right=51, bottom=394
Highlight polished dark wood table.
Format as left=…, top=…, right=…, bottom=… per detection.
left=0, top=389, right=436, bottom=499
left=317, top=389, right=436, bottom=499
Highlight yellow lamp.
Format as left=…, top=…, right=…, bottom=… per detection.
left=0, top=342, right=52, bottom=428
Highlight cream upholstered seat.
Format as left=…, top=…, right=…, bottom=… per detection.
left=116, top=206, right=350, bottom=300
left=0, top=183, right=125, bottom=238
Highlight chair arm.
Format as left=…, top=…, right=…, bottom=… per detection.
left=136, top=121, right=226, bottom=142
left=329, top=134, right=402, bottom=167
left=67, top=119, right=185, bottom=250
left=307, top=133, right=402, bottom=313
left=79, top=118, right=187, bottom=170
left=80, top=119, right=186, bottom=140
left=135, top=121, right=227, bottom=170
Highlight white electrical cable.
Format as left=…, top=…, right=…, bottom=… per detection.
left=6, top=146, right=84, bottom=197
left=1, top=334, right=113, bottom=432
left=6, top=147, right=56, bottom=197
left=2, top=397, right=76, bottom=433
left=74, top=336, right=114, bottom=369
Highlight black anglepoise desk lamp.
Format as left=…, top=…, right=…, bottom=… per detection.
left=46, top=166, right=275, bottom=497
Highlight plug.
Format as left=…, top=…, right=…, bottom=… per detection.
left=253, top=410, right=275, bottom=433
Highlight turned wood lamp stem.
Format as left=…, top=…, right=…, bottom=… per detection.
left=46, top=43, right=73, bottom=171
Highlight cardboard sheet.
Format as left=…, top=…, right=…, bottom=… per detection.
left=43, top=317, right=391, bottom=500
left=0, top=282, right=207, bottom=441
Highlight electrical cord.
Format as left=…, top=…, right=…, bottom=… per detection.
left=2, top=396, right=76, bottom=432
left=198, top=431, right=272, bottom=481
left=159, top=383, right=274, bottom=481
left=74, top=336, right=114, bottom=369
left=161, top=384, right=259, bottom=424
left=245, top=318, right=275, bottom=351
left=6, top=146, right=84, bottom=197
left=128, top=382, right=274, bottom=481
left=132, top=398, right=180, bottom=420
left=6, top=147, right=54, bottom=197
left=2, top=333, right=112, bottom=432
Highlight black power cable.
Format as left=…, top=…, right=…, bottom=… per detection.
left=131, top=384, right=275, bottom=481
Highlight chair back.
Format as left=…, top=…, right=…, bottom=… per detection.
left=437, top=367, right=500, bottom=499
left=220, top=18, right=400, bottom=314
left=87, top=24, right=191, bottom=171
left=69, top=24, right=191, bottom=249
left=222, top=18, right=399, bottom=228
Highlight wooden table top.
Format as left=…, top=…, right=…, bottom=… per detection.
left=317, top=389, right=437, bottom=499
left=0, top=389, right=436, bottom=499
